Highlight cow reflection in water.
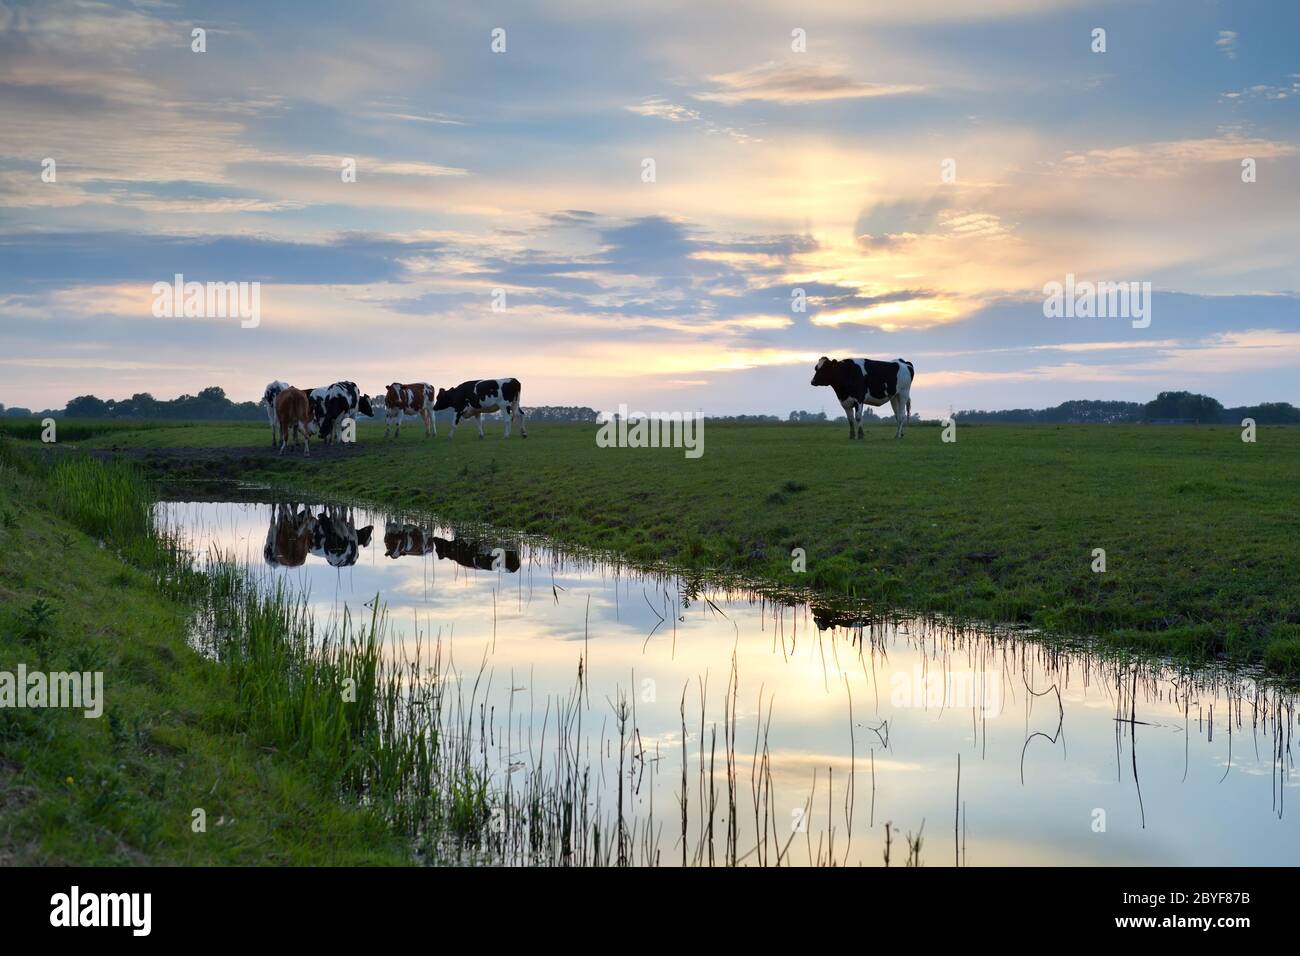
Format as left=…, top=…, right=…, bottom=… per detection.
left=383, top=523, right=520, bottom=572
left=811, top=603, right=874, bottom=633
left=263, top=504, right=374, bottom=568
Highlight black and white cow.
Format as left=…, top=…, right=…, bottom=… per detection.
left=433, top=535, right=521, bottom=573
left=263, top=504, right=373, bottom=568
left=311, top=505, right=373, bottom=567
left=261, top=380, right=291, bottom=446
left=432, top=378, right=527, bottom=439
left=810, top=356, right=915, bottom=439
left=308, top=381, right=374, bottom=444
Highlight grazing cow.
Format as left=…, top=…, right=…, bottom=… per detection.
left=263, top=504, right=314, bottom=567
left=274, top=386, right=313, bottom=456
left=433, top=535, right=521, bottom=573
left=383, top=382, right=436, bottom=439
left=308, top=381, right=374, bottom=444
left=383, top=523, right=437, bottom=559
left=810, top=356, right=915, bottom=439
left=310, top=505, right=373, bottom=567
left=263, top=504, right=372, bottom=567
left=432, top=378, right=527, bottom=439
left=261, top=381, right=291, bottom=447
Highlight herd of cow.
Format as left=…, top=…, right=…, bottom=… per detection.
left=261, top=377, right=527, bottom=455
left=264, top=503, right=520, bottom=571
left=258, top=355, right=915, bottom=455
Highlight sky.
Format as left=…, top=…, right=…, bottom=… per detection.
left=1, top=0, right=1297, bottom=416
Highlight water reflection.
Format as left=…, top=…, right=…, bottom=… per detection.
left=263, top=503, right=373, bottom=568
left=382, top=521, right=521, bottom=572
left=163, top=496, right=1298, bottom=866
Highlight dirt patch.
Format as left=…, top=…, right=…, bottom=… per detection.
left=36, top=441, right=374, bottom=482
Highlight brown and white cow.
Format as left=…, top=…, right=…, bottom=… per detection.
left=383, top=382, right=436, bottom=439
left=263, top=504, right=315, bottom=567
left=261, top=381, right=292, bottom=447
left=275, top=386, right=313, bottom=456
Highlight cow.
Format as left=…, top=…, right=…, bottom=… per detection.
left=432, top=378, right=527, bottom=439
left=383, top=522, right=437, bottom=559
left=261, top=381, right=291, bottom=446
left=383, top=382, right=436, bottom=439
left=263, top=504, right=372, bottom=567
left=810, top=356, right=914, bottom=439
left=432, top=535, right=521, bottom=572
left=263, top=504, right=314, bottom=567
left=308, top=381, right=374, bottom=445
left=274, top=386, right=313, bottom=456
left=310, top=505, right=373, bottom=567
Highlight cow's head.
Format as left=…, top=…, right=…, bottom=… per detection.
left=432, top=387, right=450, bottom=411
left=811, top=356, right=836, bottom=387
left=358, top=394, right=374, bottom=417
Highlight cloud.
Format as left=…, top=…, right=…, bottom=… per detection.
left=0, top=232, right=445, bottom=289
left=1216, top=30, right=1237, bottom=60
left=626, top=96, right=757, bottom=142
left=1220, top=76, right=1300, bottom=102
left=692, top=62, right=924, bottom=105
left=1056, top=134, right=1299, bottom=177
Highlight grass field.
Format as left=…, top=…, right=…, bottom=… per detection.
left=0, top=444, right=416, bottom=864
left=17, top=416, right=1300, bottom=675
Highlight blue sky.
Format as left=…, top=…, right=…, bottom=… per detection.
left=1, top=0, right=1297, bottom=414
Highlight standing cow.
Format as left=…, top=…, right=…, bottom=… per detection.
left=433, top=378, right=527, bottom=439
left=308, top=381, right=373, bottom=444
left=810, top=357, right=915, bottom=439
left=261, top=381, right=291, bottom=447
left=274, top=386, right=313, bottom=456
left=384, top=382, right=436, bottom=439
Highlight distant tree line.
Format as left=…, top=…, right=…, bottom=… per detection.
left=956, top=392, right=1300, bottom=425
left=54, top=387, right=265, bottom=421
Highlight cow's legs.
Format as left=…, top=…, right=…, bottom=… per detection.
left=503, top=405, right=512, bottom=439
left=856, top=402, right=865, bottom=439
left=476, top=413, right=486, bottom=439
left=890, top=395, right=905, bottom=438
left=385, top=408, right=396, bottom=439
left=448, top=412, right=459, bottom=439
left=845, top=402, right=856, bottom=439
left=422, top=408, right=434, bottom=437
left=516, top=403, right=528, bottom=438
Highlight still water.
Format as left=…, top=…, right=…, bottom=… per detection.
left=158, top=496, right=1297, bottom=866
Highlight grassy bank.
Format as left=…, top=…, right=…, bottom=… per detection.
left=52, top=417, right=1300, bottom=675
left=2, top=443, right=739, bottom=866
left=0, top=444, right=413, bottom=864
